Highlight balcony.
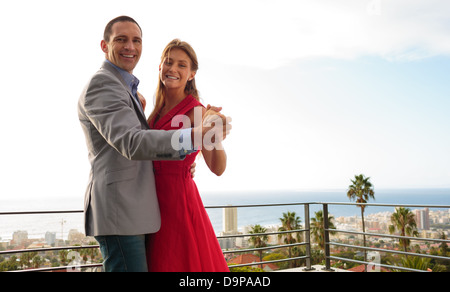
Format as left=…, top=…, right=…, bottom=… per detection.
left=1, top=202, right=449, bottom=272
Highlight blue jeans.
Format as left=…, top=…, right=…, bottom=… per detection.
left=95, top=235, right=148, bottom=272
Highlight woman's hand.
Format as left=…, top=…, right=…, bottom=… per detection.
left=137, top=92, right=146, bottom=111
left=190, top=162, right=196, bottom=178
left=200, top=105, right=230, bottom=176
left=202, top=105, right=232, bottom=144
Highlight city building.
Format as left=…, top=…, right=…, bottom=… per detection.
left=219, top=206, right=238, bottom=250
left=415, top=208, right=430, bottom=230
left=223, top=205, right=238, bottom=234
left=45, top=232, right=56, bottom=246
left=12, top=231, right=28, bottom=245
left=68, top=229, right=85, bottom=244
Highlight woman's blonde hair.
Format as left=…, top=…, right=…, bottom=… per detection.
left=148, top=39, right=200, bottom=124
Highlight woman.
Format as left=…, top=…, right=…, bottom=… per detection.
left=145, top=39, right=229, bottom=272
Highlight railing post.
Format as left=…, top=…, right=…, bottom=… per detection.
left=303, top=204, right=315, bottom=271
left=322, top=203, right=334, bottom=271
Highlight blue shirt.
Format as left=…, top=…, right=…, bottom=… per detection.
left=106, top=60, right=195, bottom=158
left=106, top=60, right=143, bottom=113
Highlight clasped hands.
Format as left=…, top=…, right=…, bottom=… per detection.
left=191, top=105, right=232, bottom=150
left=138, top=93, right=231, bottom=148
left=190, top=105, right=231, bottom=178
left=138, top=92, right=231, bottom=177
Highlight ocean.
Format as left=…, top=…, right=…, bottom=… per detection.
left=0, top=188, right=449, bottom=241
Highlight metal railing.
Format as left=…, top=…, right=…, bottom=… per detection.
left=0, top=209, right=102, bottom=272
left=208, top=202, right=313, bottom=271
left=1, top=202, right=449, bottom=272
left=321, top=202, right=450, bottom=272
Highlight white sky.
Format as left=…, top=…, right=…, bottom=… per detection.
left=0, top=0, right=449, bottom=202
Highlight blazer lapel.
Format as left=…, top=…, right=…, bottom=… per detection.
left=101, top=61, right=149, bottom=128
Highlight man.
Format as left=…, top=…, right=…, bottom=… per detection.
left=78, top=16, right=230, bottom=272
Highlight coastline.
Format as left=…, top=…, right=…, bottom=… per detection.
left=1, top=188, right=449, bottom=240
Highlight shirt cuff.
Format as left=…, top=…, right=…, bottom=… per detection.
left=179, top=128, right=197, bottom=158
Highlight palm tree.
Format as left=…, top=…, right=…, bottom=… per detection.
left=32, top=255, right=43, bottom=269
left=278, top=211, right=302, bottom=268
left=59, top=249, right=69, bottom=266
left=438, top=232, right=448, bottom=257
left=19, top=252, right=37, bottom=270
left=394, top=256, right=430, bottom=272
left=80, top=241, right=100, bottom=265
left=311, top=210, right=337, bottom=254
left=389, top=207, right=419, bottom=252
left=347, top=174, right=375, bottom=271
left=248, top=224, right=269, bottom=269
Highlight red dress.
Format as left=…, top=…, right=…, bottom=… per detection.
left=146, top=95, right=229, bottom=272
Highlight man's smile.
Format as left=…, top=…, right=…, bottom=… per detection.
left=121, top=54, right=136, bottom=59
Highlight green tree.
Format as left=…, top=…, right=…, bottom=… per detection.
left=393, top=256, right=430, bottom=272
left=347, top=174, right=375, bottom=271
left=263, top=253, right=288, bottom=269
left=389, top=207, right=419, bottom=252
left=59, top=249, right=69, bottom=266
left=248, top=224, right=269, bottom=269
left=229, top=264, right=264, bottom=272
left=19, top=252, right=38, bottom=270
left=438, top=232, right=448, bottom=257
left=32, top=255, right=43, bottom=269
left=79, top=241, right=101, bottom=264
left=0, top=255, right=19, bottom=271
left=278, top=211, right=302, bottom=268
left=311, top=210, right=337, bottom=262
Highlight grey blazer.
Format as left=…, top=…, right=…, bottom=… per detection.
left=78, top=61, right=183, bottom=236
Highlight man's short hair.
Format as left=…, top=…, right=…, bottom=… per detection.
left=104, top=16, right=142, bottom=42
